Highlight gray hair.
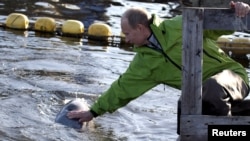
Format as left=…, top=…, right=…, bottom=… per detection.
left=122, top=7, right=151, bottom=29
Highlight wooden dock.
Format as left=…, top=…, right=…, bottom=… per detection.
left=179, top=7, right=250, bottom=141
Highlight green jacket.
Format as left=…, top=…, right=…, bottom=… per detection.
left=91, top=14, right=249, bottom=116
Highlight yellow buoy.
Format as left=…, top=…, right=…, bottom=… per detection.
left=88, top=22, right=112, bottom=37
left=35, top=17, right=56, bottom=33
left=216, top=35, right=231, bottom=48
left=217, top=35, right=231, bottom=43
left=120, top=31, right=126, bottom=43
left=62, top=20, right=84, bottom=35
left=228, top=37, right=250, bottom=55
left=231, top=37, right=250, bottom=49
left=232, top=37, right=250, bottom=44
left=6, top=13, right=29, bottom=29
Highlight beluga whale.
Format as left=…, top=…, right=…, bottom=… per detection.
left=55, top=98, right=90, bottom=129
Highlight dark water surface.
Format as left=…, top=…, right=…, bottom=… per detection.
left=0, top=0, right=249, bottom=141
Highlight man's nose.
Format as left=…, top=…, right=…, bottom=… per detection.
left=125, top=38, right=130, bottom=43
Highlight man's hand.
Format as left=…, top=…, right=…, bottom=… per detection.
left=67, top=110, right=94, bottom=123
left=230, top=1, right=250, bottom=17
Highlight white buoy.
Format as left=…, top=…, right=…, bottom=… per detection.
left=6, top=13, right=29, bottom=29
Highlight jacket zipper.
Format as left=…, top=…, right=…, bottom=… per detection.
left=150, top=47, right=221, bottom=72
left=161, top=50, right=182, bottom=70
left=203, top=49, right=222, bottom=63
left=147, top=33, right=182, bottom=71
left=151, top=47, right=182, bottom=71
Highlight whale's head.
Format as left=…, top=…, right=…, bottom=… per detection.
left=55, top=98, right=89, bottom=129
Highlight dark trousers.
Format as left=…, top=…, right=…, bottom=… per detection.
left=177, top=69, right=249, bottom=134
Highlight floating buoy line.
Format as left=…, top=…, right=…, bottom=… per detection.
left=0, top=13, right=133, bottom=49
left=1, top=13, right=250, bottom=55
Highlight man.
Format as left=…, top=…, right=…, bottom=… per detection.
left=68, top=1, right=250, bottom=128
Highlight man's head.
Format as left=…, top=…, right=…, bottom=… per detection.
left=121, top=7, right=152, bottom=46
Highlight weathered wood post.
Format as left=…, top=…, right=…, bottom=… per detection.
left=181, top=7, right=204, bottom=140
left=180, top=7, right=250, bottom=141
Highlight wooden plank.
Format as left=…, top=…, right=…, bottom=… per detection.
left=203, top=8, right=250, bottom=30
left=188, top=0, right=250, bottom=8
left=179, top=135, right=206, bottom=141
left=183, top=7, right=250, bottom=30
left=180, top=115, right=250, bottom=136
left=181, top=8, right=203, bottom=115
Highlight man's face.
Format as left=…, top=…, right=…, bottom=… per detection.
left=121, top=18, right=148, bottom=46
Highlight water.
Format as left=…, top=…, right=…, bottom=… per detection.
left=0, top=28, right=180, bottom=140
left=0, top=0, right=249, bottom=141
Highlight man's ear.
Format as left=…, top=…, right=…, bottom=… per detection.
left=136, top=24, right=146, bottom=32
